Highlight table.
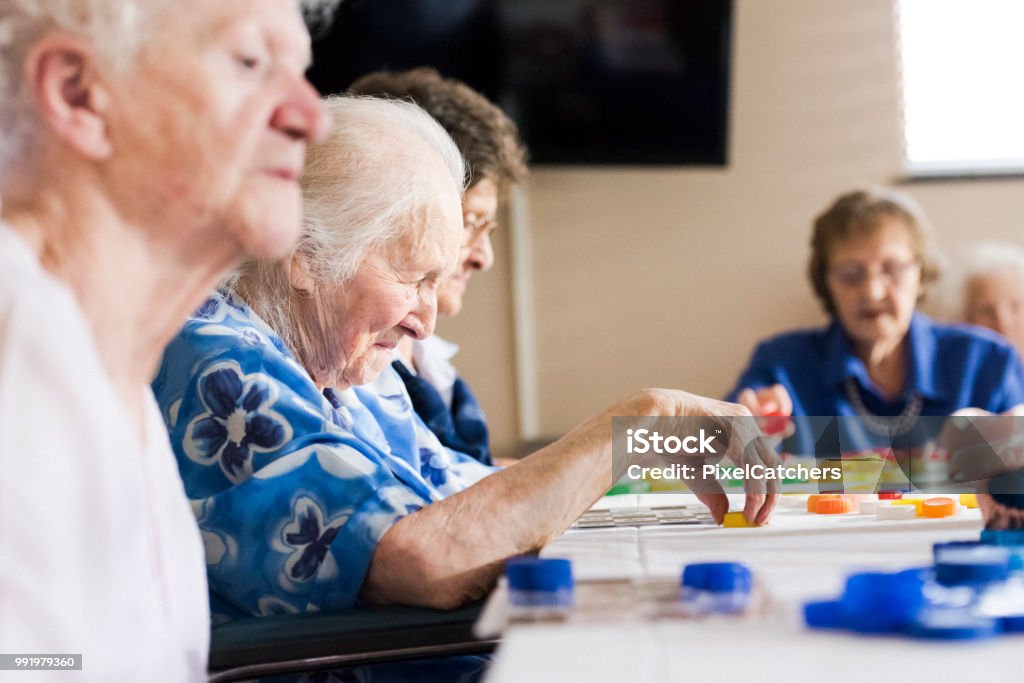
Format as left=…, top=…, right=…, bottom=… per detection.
left=482, top=494, right=1022, bottom=682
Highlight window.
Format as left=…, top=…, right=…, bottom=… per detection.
left=898, top=0, right=1024, bottom=176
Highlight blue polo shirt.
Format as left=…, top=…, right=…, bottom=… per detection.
left=727, top=313, right=1024, bottom=455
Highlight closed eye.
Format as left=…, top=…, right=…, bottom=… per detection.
left=235, top=52, right=264, bottom=71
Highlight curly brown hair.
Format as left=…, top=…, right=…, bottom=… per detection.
left=808, top=187, right=941, bottom=316
left=348, top=67, right=528, bottom=193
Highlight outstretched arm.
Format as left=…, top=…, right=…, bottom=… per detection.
left=362, top=388, right=779, bottom=609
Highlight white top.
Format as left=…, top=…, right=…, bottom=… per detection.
left=0, top=225, right=209, bottom=681
left=409, top=335, right=461, bottom=409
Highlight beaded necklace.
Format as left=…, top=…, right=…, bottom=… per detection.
left=843, top=376, right=923, bottom=436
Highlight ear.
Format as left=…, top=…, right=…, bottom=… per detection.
left=23, top=32, right=113, bottom=161
left=286, top=252, right=316, bottom=295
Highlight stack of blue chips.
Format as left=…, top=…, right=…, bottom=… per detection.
left=804, top=529, right=1024, bottom=640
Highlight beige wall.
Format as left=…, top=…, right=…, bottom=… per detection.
left=439, top=0, right=1024, bottom=456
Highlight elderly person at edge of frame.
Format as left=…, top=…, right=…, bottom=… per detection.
left=0, top=0, right=332, bottom=678
left=154, top=95, right=778, bottom=619
left=727, top=187, right=1024, bottom=455
left=954, top=242, right=1024, bottom=355
left=937, top=244, right=1024, bottom=531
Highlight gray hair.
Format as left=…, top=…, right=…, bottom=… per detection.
left=946, top=241, right=1024, bottom=320
left=230, top=95, right=466, bottom=375
left=0, top=0, right=339, bottom=179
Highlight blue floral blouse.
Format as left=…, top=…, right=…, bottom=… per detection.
left=153, top=292, right=496, bottom=621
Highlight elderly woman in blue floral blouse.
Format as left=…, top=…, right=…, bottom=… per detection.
left=155, top=95, right=778, bottom=620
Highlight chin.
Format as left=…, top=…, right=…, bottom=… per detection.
left=234, top=193, right=304, bottom=260
left=852, top=323, right=905, bottom=348
left=344, top=353, right=394, bottom=388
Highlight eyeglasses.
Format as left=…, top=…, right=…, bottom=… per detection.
left=827, top=259, right=920, bottom=288
left=463, top=212, right=497, bottom=239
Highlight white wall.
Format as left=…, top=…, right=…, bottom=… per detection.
left=438, top=0, right=1024, bottom=456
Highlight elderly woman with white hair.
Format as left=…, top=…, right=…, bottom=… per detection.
left=155, top=95, right=779, bottom=621
left=937, top=243, right=1024, bottom=531
left=0, top=0, right=332, bottom=678
left=954, top=242, right=1024, bottom=355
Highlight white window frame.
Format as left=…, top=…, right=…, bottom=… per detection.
left=897, top=0, right=1024, bottom=178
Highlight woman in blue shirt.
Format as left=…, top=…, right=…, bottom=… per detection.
left=728, top=187, right=1024, bottom=456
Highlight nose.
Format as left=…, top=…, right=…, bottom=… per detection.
left=403, top=289, right=438, bottom=341
left=271, top=77, right=331, bottom=143
left=465, top=232, right=495, bottom=272
left=862, top=272, right=887, bottom=301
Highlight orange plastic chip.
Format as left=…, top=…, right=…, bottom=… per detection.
left=807, top=494, right=840, bottom=513
left=815, top=497, right=854, bottom=514
left=922, top=497, right=955, bottom=518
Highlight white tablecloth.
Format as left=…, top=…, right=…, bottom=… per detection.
left=483, top=494, right=1020, bottom=683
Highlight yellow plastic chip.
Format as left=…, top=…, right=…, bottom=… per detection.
left=723, top=511, right=751, bottom=528
left=960, top=494, right=978, bottom=509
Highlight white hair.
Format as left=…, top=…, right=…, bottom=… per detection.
left=945, top=241, right=1024, bottom=320
left=296, top=95, right=467, bottom=284
left=0, top=0, right=339, bottom=179
left=230, top=95, right=466, bottom=377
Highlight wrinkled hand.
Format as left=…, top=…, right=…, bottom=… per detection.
left=636, top=389, right=780, bottom=526
left=978, top=468, right=1024, bottom=529
left=977, top=492, right=1024, bottom=529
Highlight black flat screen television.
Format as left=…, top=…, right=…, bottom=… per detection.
left=308, top=0, right=733, bottom=166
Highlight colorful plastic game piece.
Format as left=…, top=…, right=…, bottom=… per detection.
left=878, top=491, right=904, bottom=500
left=876, top=504, right=916, bottom=520
left=760, top=411, right=791, bottom=437
left=803, top=600, right=843, bottom=629
left=960, top=493, right=979, bottom=509
left=681, top=562, right=753, bottom=613
left=815, top=497, right=854, bottom=514
left=779, top=494, right=810, bottom=508
left=909, top=610, right=998, bottom=640
left=840, top=571, right=925, bottom=633
left=723, top=511, right=751, bottom=528
left=922, top=497, right=955, bottom=518
left=981, top=529, right=1024, bottom=546
left=1001, top=615, right=1024, bottom=633
left=806, top=494, right=840, bottom=513
left=934, top=546, right=1010, bottom=587
left=934, top=541, right=983, bottom=564
left=506, top=557, right=575, bottom=608
left=892, top=499, right=924, bottom=516
left=858, top=500, right=881, bottom=515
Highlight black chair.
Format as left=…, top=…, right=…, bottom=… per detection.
left=207, top=601, right=497, bottom=682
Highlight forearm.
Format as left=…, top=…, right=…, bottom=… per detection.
left=361, top=397, right=640, bottom=609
